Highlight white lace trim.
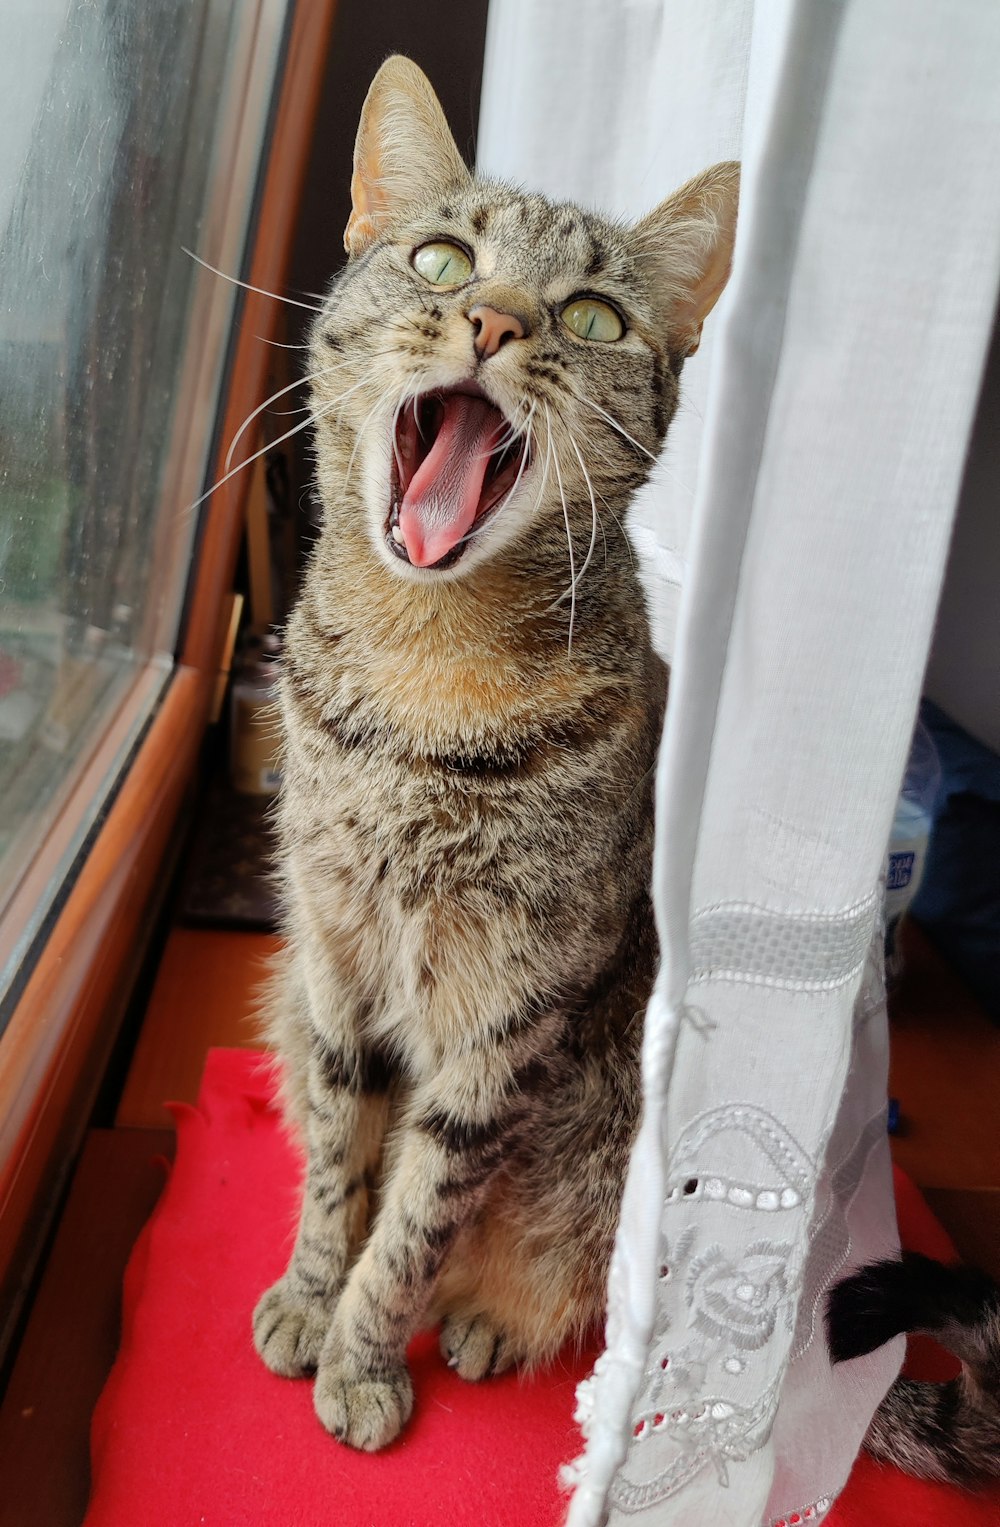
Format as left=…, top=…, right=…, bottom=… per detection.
left=688, top=896, right=878, bottom=992
left=765, top=1496, right=833, bottom=1525
left=565, top=916, right=890, bottom=1523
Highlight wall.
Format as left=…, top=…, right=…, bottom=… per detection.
left=923, top=308, right=1000, bottom=755
left=286, top=0, right=489, bottom=329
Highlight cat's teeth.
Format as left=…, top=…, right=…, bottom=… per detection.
left=391, top=525, right=405, bottom=545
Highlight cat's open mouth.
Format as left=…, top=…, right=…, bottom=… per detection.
left=385, top=385, right=529, bottom=570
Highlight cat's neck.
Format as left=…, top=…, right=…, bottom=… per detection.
left=299, top=502, right=651, bottom=743
left=310, top=503, right=641, bottom=658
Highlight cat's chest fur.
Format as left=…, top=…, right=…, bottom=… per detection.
left=277, top=560, right=651, bottom=1076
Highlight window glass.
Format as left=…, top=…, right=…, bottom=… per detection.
left=0, top=1, right=282, bottom=978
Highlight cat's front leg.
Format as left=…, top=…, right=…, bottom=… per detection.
left=312, top=1061, right=527, bottom=1450
left=253, top=1007, right=394, bottom=1379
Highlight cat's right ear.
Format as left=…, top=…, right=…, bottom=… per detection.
left=633, top=162, right=741, bottom=358
left=346, top=56, right=471, bottom=255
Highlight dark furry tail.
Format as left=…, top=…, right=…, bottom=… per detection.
left=826, top=1252, right=1000, bottom=1484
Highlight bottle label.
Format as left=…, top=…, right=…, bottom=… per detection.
left=887, top=851, right=915, bottom=892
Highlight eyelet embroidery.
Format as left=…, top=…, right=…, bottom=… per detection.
left=664, top=1103, right=813, bottom=1214
left=609, top=1375, right=784, bottom=1505
left=685, top=1239, right=793, bottom=1352
left=769, top=1495, right=833, bottom=1525
left=566, top=924, right=890, bottom=1521
left=604, top=1105, right=812, bottom=1510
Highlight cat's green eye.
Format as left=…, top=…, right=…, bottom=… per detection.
left=412, top=240, right=473, bottom=288
left=561, top=297, right=625, bottom=343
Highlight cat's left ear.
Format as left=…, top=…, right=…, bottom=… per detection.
left=633, top=162, right=740, bottom=357
left=346, top=56, right=471, bottom=255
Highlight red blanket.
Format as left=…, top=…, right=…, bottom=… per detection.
left=86, top=1050, right=1000, bottom=1526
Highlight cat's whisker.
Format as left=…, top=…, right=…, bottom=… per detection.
left=512, top=400, right=536, bottom=462
left=449, top=402, right=536, bottom=552
left=574, top=454, right=636, bottom=569
left=402, top=314, right=435, bottom=335
left=183, top=392, right=348, bottom=519
left=655, top=453, right=696, bottom=499
left=533, top=410, right=553, bottom=514
left=510, top=420, right=534, bottom=500
left=327, top=374, right=388, bottom=434
left=501, top=396, right=536, bottom=449
left=182, top=246, right=326, bottom=314
left=483, top=426, right=524, bottom=465
left=463, top=400, right=545, bottom=560
left=604, top=502, right=636, bottom=569
left=224, top=351, right=405, bottom=485
left=344, top=394, right=391, bottom=498
left=542, top=404, right=577, bottom=655
left=485, top=426, right=520, bottom=457
left=565, top=430, right=600, bottom=597
left=344, top=369, right=433, bottom=499
left=574, top=430, right=626, bottom=477
left=224, top=362, right=349, bottom=477
left=390, top=395, right=406, bottom=481
left=493, top=397, right=533, bottom=446
left=571, top=421, right=685, bottom=516
left=574, top=390, right=658, bottom=464
left=577, top=390, right=695, bottom=498
left=255, top=335, right=315, bottom=350
left=491, top=399, right=536, bottom=458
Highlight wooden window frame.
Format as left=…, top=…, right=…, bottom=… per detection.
left=0, top=0, right=337, bottom=1330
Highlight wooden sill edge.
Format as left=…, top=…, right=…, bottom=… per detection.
left=0, top=666, right=213, bottom=1311
left=0, top=0, right=338, bottom=1339
left=0, top=662, right=170, bottom=996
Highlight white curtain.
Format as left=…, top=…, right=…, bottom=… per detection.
left=478, top=3, right=1000, bottom=1524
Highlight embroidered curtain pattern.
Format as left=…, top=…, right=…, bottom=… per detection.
left=479, top=2, right=1000, bottom=1522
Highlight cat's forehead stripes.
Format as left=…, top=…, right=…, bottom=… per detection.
left=420, top=182, right=642, bottom=308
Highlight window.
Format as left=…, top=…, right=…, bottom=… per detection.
left=0, top=0, right=288, bottom=1008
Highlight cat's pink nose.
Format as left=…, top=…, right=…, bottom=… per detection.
left=468, top=305, right=527, bottom=359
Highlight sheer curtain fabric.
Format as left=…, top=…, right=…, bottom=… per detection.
left=478, top=2, right=1000, bottom=1524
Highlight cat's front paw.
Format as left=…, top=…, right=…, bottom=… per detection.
left=253, top=1275, right=334, bottom=1377
left=314, top=1357, right=414, bottom=1451
left=439, top=1312, right=518, bottom=1381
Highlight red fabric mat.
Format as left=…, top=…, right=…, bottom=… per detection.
left=86, top=1050, right=1000, bottom=1527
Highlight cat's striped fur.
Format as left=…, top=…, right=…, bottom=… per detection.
left=252, top=55, right=715, bottom=1451
left=828, top=1253, right=1000, bottom=1484
left=254, top=55, right=1000, bottom=1484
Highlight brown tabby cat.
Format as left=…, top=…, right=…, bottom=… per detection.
left=253, top=55, right=1000, bottom=1488
left=251, top=54, right=727, bottom=1452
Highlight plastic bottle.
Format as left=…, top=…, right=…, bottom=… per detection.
left=230, top=641, right=282, bottom=796
left=885, top=719, right=940, bottom=944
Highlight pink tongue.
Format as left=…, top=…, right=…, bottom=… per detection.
left=398, top=395, right=500, bottom=567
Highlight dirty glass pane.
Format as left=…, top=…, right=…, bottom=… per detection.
left=0, top=1, right=269, bottom=939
